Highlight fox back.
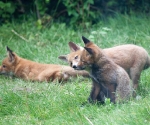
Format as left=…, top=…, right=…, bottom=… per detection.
left=59, top=41, right=150, bottom=90
left=0, top=47, right=89, bottom=82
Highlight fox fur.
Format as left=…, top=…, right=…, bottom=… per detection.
left=72, top=36, right=133, bottom=103
left=0, top=47, right=89, bottom=82
left=59, top=41, right=150, bottom=91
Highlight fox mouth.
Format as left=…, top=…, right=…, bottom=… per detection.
left=73, top=66, right=85, bottom=70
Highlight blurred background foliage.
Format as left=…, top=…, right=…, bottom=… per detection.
left=0, top=0, right=150, bottom=28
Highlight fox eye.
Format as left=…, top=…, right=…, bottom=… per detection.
left=2, top=65, right=6, bottom=68
left=70, top=62, right=72, bottom=67
left=74, top=56, right=78, bottom=59
left=82, top=61, right=86, bottom=63
left=81, top=59, right=87, bottom=64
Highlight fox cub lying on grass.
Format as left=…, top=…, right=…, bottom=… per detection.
left=59, top=40, right=150, bottom=91
left=0, top=47, right=89, bottom=82
left=70, top=36, right=133, bottom=103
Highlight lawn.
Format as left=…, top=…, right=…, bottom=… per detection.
left=0, top=14, right=150, bottom=125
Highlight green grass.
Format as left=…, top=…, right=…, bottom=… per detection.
left=0, top=14, right=150, bottom=125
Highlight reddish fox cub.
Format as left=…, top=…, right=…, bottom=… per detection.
left=0, top=47, right=89, bottom=82
left=59, top=40, right=150, bottom=91
left=72, top=36, right=133, bottom=103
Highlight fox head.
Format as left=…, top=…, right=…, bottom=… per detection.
left=75, top=36, right=103, bottom=70
left=58, top=42, right=84, bottom=68
left=0, top=47, right=18, bottom=75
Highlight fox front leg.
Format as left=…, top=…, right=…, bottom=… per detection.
left=88, top=81, right=101, bottom=103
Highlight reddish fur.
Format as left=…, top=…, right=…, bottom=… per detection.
left=59, top=42, right=150, bottom=90
left=0, top=47, right=89, bottom=82
left=74, top=36, right=133, bottom=103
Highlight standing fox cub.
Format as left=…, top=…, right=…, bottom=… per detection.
left=0, top=47, right=89, bottom=82
left=59, top=40, right=150, bottom=91
left=72, top=36, right=133, bottom=103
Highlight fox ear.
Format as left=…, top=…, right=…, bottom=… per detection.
left=84, top=47, right=93, bottom=55
left=68, top=42, right=83, bottom=52
left=82, top=36, right=90, bottom=45
left=6, top=46, right=13, bottom=53
left=6, top=46, right=15, bottom=62
left=58, top=55, right=68, bottom=62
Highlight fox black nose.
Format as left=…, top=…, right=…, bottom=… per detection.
left=72, top=65, right=77, bottom=69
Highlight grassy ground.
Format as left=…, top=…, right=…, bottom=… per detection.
left=0, top=14, right=150, bottom=125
